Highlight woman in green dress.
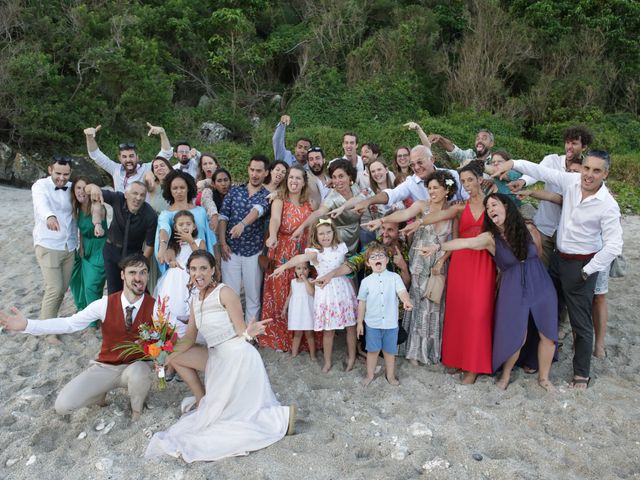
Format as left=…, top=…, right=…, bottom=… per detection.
left=69, top=176, right=108, bottom=318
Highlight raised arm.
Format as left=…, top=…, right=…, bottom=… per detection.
left=272, top=115, right=293, bottom=166
left=271, top=252, right=318, bottom=278
left=427, top=133, right=455, bottom=153
left=146, top=122, right=172, bottom=159
left=404, top=122, right=432, bottom=148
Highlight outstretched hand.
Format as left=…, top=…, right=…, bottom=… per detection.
left=0, top=307, right=28, bottom=332
left=146, top=122, right=165, bottom=136
left=246, top=317, right=273, bottom=338
left=329, top=205, right=346, bottom=218
left=360, top=219, right=382, bottom=232
left=400, top=220, right=421, bottom=237
left=414, top=245, right=439, bottom=257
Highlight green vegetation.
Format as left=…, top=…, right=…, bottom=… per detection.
left=0, top=0, right=638, bottom=210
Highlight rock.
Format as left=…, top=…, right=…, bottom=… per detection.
left=95, top=419, right=106, bottom=431
left=6, top=458, right=19, bottom=467
left=250, top=114, right=260, bottom=129
left=77, top=431, right=87, bottom=440
left=472, top=453, right=483, bottom=461
left=25, top=455, right=36, bottom=466
left=408, top=422, right=432, bottom=438
left=169, top=470, right=185, bottom=480
left=391, top=446, right=408, bottom=461
left=95, top=458, right=113, bottom=471
left=200, top=122, right=232, bottom=144
left=422, top=457, right=451, bottom=471
left=101, top=420, right=115, bottom=435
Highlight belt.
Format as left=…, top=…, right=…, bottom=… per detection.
left=558, top=251, right=596, bottom=261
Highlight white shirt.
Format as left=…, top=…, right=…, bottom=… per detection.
left=32, top=177, right=78, bottom=251
left=24, top=293, right=145, bottom=335
left=513, top=160, right=623, bottom=275
left=524, top=154, right=565, bottom=237
left=173, top=158, right=199, bottom=178
left=383, top=169, right=468, bottom=206
left=89, top=148, right=173, bottom=192
left=357, top=270, right=406, bottom=329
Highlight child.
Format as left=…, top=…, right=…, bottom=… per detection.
left=154, top=210, right=205, bottom=338
left=272, top=218, right=357, bottom=373
left=282, top=263, right=316, bottom=359
left=485, top=151, right=523, bottom=205
left=357, top=242, right=413, bottom=386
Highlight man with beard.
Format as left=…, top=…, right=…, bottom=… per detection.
left=306, top=146, right=331, bottom=204
left=509, top=126, right=594, bottom=267
left=83, top=123, right=172, bottom=192
left=85, top=181, right=158, bottom=294
left=272, top=114, right=312, bottom=169
left=428, top=128, right=495, bottom=166
left=31, top=156, right=78, bottom=333
left=218, top=155, right=271, bottom=323
left=172, top=140, right=199, bottom=178
left=0, top=254, right=155, bottom=420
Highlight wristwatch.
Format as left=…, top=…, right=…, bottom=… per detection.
left=581, top=269, right=589, bottom=281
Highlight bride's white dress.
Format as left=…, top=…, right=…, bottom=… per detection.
left=145, top=283, right=289, bottom=462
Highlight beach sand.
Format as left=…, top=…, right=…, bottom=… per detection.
left=0, top=184, right=638, bottom=479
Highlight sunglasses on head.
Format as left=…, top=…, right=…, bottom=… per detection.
left=118, top=143, right=137, bottom=151
left=308, top=146, right=323, bottom=154
left=50, top=155, right=72, bottom=165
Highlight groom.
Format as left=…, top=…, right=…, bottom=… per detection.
left=0, top=253, right=155, bottom=420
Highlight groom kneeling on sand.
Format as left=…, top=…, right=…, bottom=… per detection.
left=0, top=253, right=154, bottom=420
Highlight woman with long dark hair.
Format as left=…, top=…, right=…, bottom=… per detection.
left=417, top=193, right=557, bottom=391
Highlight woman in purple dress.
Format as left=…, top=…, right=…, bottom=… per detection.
left=416, top=193, right=557, bottom=392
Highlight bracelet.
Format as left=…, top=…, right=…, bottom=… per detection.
left=242, top=330, right=254, bottom=342
left=240, top=220, right=246, bottom=228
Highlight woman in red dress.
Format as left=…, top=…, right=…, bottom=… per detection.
left=407, top=162, right=495, bottom=383
left=260, top=165, right=318, bottom=352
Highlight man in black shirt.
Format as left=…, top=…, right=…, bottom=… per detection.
left=86, top=181, right=157, bottom=293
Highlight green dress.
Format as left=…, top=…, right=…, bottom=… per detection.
left=70, top=210, right=107, bottom=311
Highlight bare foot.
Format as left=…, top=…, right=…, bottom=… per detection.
left=593, top=346, right=606, bottom=359
left=345, top=357, right=356, bottom=372
left=538, top=378, right=556, bottom=392
left=321, top=363, right=332, bottom=373
left=362, top=375, right=375, bottom=387
left=46, top=335, right=62, bottom=345
left=131, top=411, right=141, bottom=422
left=460, top=371, right=478, bottom=384
left=495, top=376, right=510, bottom=390
left=386, top=375, right=400, bottom=386
left=290, top=352, right=299, bottom=359
left=409, top=359, right=419, bottom=367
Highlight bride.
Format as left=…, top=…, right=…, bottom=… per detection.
left=145, top=250, right=295, bottom=462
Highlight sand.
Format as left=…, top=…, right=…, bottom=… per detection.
left=0, top=184, right=638, bottom=480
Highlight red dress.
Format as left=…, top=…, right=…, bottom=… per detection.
left=259, top=199, right=321, bottom=351
left=441, top=203, right=495, bottom=373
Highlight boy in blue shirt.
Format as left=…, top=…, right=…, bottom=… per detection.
left=357, top=242, right=413, bottom=386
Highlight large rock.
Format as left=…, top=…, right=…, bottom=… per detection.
left=0, top=142, right=109, bottom=188
left=200, top=122, right=232, bottom=144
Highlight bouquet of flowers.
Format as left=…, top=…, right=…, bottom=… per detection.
left=113, top=296, right=177, bottom=389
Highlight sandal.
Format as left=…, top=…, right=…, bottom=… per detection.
left=569, top=377, right=591, bottom=390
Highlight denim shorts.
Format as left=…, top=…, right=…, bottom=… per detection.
left=365, top=326, right=399, bottom=354
left=594, top=263, right=611, bottom=295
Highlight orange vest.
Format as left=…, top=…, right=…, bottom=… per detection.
left=97, top=292, right=155, bottom=365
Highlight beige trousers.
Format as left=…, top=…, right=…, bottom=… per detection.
left=54, top=361, right=152, bottom=415
left=34, top=245, right=75, bottom=319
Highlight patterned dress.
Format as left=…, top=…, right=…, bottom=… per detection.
left=403, top=210, right=452, bottom=364
left=308, top=243, right=357, bottom=331
left=259, top=199, right=313, bottom=351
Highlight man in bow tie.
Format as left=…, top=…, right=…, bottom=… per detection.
left=31, top=156, right=78, bottom=339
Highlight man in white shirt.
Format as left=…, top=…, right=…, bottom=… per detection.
left=508, top=126, right=593, bottom=267
left=496, top=151, right=623, bottom=389
left=352, top=144, right=468, bottom=215
left=32, top=156, right=78, bottom=325
left=172, top=140, right=199, bottom=178
left=0, top=254, right=155, bottom=420
left=328, top=132, right=364, bottom=174
left=83, top=123, right=172, bottom=192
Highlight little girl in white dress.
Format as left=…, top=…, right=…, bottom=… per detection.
left=282, top=263, right=315, bottom=358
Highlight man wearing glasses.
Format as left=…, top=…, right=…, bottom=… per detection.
left=83, top=122, right=172, bottom=192
left=172, top=140, right=199, bottom=178
left=31, top=156, right=78, bottom=336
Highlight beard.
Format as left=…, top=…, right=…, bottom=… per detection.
left=309, top=164, right=324, bottom=176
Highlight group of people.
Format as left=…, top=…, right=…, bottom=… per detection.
left=0, top=118, right=623, bottom=462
